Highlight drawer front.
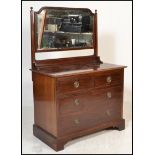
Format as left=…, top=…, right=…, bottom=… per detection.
left=58, top=86, right=123, bottom=116
left=58, top=86, right=123, bottom=136
left=58, top=102, right=121, bottom=136
left=94, top=70, right=123, bottom=88
left=57, top=76, right=93, bottom=94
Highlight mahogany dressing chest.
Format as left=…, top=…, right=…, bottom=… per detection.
left=30, top=6, right=126, bottom=151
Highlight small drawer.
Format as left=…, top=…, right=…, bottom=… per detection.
left=94, top=70, right=123, bottom=88
left=57, top=76, right=93, bottom=94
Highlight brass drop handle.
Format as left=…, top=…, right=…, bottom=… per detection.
left=74, top=81, right=79, bottom=88
left=74, top=99, right=80, bottom=106
left=74, top=119, right=80, bottom=124
left=106, top=76, right=112, bottom=83
left=106, top=110, right=111, bottom=116
left=107, top=92, right=112, bottom=98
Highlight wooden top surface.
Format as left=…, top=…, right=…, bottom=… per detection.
left=31, top=62, right=127, bottom=78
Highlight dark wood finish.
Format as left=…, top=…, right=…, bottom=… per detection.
left=34, top=12, right=37, bottom=53
left=94, top=10, right=98, bottom=56
left=36, top=47, right=94, bottom=53
left=57, top=75, right=94, bottom=94
left=30, top=7, right=35, bottom=69
left=35, top=6, right=94, bottom=15
left=94, top=69, right=123, bottom=88
left=31, top=6, right=96, bottom=55
left=30, top=6, right=126, bottom=151
left=34, top=55, right=102, bottom=68
left=31, top=62, right=126, bottom=78
left=33, top=124, right=65, bottom=151
left=33, top=118, right=125, bottom=151
left=58, top=86, right=123, bottom=116
left=58, top=86, right=122, bottom=136
left=31, top=66, right=126, bottom=151
left=32, top=72, right=58, bottom=136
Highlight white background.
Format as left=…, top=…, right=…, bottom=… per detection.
left=22, top=1, right=132, bottom=107
left=21, top=1, right=132, bottom=154
left=1, top=0, right=155, bottom=154
left=22, top=1, right=132, bottom=153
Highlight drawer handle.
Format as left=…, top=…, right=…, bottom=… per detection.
left=106, top=110, right=111, bottom=116
left=107, top=92, right=112, bottom=98
left=106, top=76, right=112, bottom=83
left=74, top=81, right=79, bottom=88
left=74, top=119, right=80, bottom=124
left=74, top=99, right=80, bottom=106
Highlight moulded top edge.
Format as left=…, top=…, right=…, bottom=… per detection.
left=31, top=6, right=95, bottom=15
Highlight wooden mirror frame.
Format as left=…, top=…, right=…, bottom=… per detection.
left=30, top=7, right=99, bottom=70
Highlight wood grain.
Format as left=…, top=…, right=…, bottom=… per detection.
left=33, top=72, right=57, bottom=136
left=30, top=6, right=126, bottom=151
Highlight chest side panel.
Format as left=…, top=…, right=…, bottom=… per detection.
left=32, top=72, right=57, bottom=136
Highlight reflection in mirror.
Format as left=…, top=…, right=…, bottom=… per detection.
left=35, top=8, right=94, bottom=50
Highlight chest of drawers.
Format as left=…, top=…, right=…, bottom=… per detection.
left=30, top=7, right=126, bottom=151
left=32, top=62, right=126, bottom=151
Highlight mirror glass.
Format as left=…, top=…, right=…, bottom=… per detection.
left=36, top=8, right=94, bottom=50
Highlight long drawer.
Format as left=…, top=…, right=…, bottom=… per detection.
left=58, top=86, right=123, bottom=116
left=58, top=102, right=122, bottom=136
left=57, top=86, right=123, bottom=136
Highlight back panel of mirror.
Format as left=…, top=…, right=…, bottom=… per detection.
left=35, top=8, right=94, bottom=51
